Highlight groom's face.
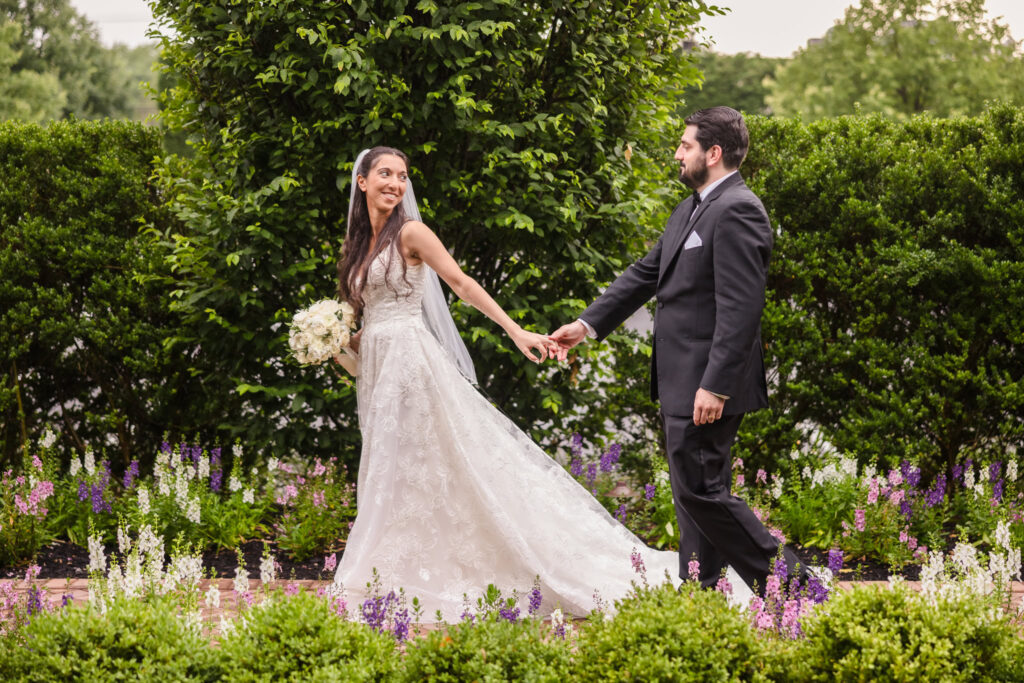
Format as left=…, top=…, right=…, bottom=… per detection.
left=675, top=125, right=710, bottom=190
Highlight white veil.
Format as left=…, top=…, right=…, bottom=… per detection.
left=347, top=149, right=478, bottom=385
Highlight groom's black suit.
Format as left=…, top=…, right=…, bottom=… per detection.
left=581, top=171, right=796, bottom=592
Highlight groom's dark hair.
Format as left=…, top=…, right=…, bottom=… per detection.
left=685, top=106, right=749, bottom=169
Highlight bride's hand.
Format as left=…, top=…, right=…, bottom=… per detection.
left=511, top=328, right=557, bottom=363
left=349, top=329, right=362, bottom=354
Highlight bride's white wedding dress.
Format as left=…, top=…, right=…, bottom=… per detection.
left=334, top=250, right=749, bottom=620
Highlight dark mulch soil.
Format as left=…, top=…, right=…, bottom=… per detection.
left=2, top=539, right=340, bottom=582
left=6, top=538, right=912, bottom=583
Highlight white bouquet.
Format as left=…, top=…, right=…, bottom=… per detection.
left=288, top=299, right=358, bottom=373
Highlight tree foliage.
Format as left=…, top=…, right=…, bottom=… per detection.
left=681, top=49, right=783, bottom=116
left=0, top=0, right=152, bottom=121
left=766, top=0, right=1024, bottom=119
left=739, top=105, right=1024, bottom=478
left=146, top=0, right=717, bottom=461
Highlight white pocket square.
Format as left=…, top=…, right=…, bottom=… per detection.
left=683, top=231, right=703, bottom=250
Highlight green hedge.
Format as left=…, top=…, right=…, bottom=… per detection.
left=1, top=587, right=1021, bottom=681
left=0, top=119, right=220, bottom=472
left=0, top=596, right=219, bottom=680
left=217, top=592, right=399, bottom=681
left=575, top=583, right=771, bottom=682
left=736, top=106, right=1024, bottom=477
left=789, top=584, right=1024, bottom=682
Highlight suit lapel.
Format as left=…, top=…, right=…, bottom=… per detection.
left=661, top=173, right=745, bottom=278
left=662, top=194, right=699, bottom=269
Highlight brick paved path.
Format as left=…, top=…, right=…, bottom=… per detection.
left=17, top=578, right=1024, bottom=627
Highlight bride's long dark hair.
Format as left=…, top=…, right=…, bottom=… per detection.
left=337, top=146, right=412, bottom=314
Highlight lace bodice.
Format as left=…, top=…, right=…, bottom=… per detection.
left=360, top=250, right=425, bottom=329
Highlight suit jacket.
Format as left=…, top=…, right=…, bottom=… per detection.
left=581, top=172, right=771, bottom=416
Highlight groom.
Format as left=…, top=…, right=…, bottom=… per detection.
left=551, top=106, right=803, bottom=594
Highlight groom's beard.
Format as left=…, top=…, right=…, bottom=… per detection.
left=678, top=156, right=709, bottom=189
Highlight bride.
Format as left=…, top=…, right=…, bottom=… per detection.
left=332, top=146, right=748, bottom=620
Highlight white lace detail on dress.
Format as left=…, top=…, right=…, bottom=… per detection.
left=334, top=249, right=749, bottom=620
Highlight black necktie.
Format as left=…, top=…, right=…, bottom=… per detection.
left=690, top=192, right=702, bottom=219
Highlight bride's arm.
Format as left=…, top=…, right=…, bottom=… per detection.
left=400, top=221, right=554, bottom=363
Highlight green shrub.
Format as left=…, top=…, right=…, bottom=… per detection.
left=216, top=591, right=398, bottom=682
left=741, top=106, right=1024, bottom=478
left=574, top=583, right=770, bottom=682
left=0, top=596, right=218, bottom=681
left=0, top=119, right=220, bottom=473
left=789, top=583, right=1024, bottom=682
left=400, top=613, right=571, bottom=683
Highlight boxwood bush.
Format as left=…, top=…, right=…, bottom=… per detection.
left=788, top=583, right=1024, bottom=682
left=216, top=591, right=399, bottom=682
left=574, top=583, right=770, bottom=681
left=0, top=119, right=222, bottom=473
left=738, top=105, right=1024, bottom=479
left=0, top=596, right=218, bottom=680
left=400, top=613, right=571, bottom=682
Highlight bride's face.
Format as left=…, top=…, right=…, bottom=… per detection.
left=358, top=154, right=409, bottom=215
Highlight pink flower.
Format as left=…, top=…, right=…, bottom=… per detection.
left=687, top=559, right=700, bottom=581
left=756, top=469, right=768, bottom=485
left=284, top=582, right=300, bottom=596
left=854, top=509, right=866, bottom=532
left=735, top=474, right=745, bottom=487
left=329, top=597, right=347, bottom=617
left=888, top=469, right=903, bottom=487
left=276, top=484, right=299, bottom=507
left=312, top=461, right=327, bottom=477
left=716, top=575, right=733, bottom=595
left=323, top=553, right=337, bottom=573
left=867, top=477, right=879, bottom=504
left=312, top=491, right=326, bottom=508
left=889, top=489, right=905, bottom=506
left=899, top=529, right=908, bottom=543
left=32, top=455, right=42, bottom=470
left=765, top=574, right=783, bottom=600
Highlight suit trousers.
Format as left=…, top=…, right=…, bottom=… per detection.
left=662, top=412, right=802, bottom=594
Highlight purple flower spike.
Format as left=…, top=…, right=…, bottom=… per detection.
left=906, top=467, right=921, bottom=489
left=570, top=433, right=583, bottom=457
left=925, top=474, right=947, bottom=507
left=900, top=499, right=912, bottom=522
left=827, top=548, right=843, bottom=576
left=77, top=480, right=88, bottom=502
left=952, top=464, right=964, bottom=483
left=600, top=444, right=622, bottom=473
left=993, top=479, right=1004, bottom=503
left=90, top=484, right=111, bottom=514
left=989, top=461, right=1002, bottom=484
left=499, top=604, right=520, bottom=624
left=528, top=580, right=543, bottom=615
left=392, top=607, right=411, bottom=642
left=570, top=458, right=583, bottom=478
left=645, top=483, right=656, bottom=500
left=123, top=460, right=140, bottom=490
left=807, top=574, right=829, bottom=604
left=774, top=556, right=788, bottom=580
left=26, top=585, right=45, bottom=616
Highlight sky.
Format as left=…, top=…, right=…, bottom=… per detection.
left=73, top=0, right=1024, bottom=57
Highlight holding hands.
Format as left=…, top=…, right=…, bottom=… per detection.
left=511, top=327, right=561, bottom=363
